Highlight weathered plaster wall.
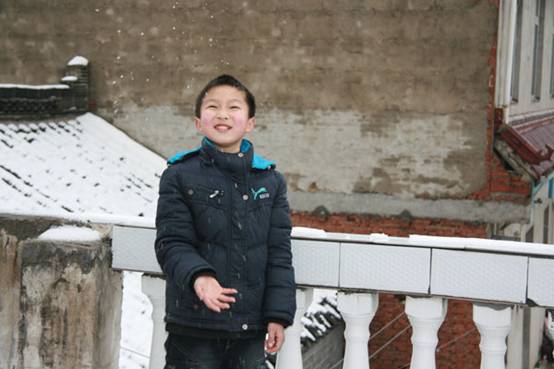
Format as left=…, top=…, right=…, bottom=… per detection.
left=0, top=0, right=497, bottom=200
left=0, top=217, right=122, bottom=369
left=0, top=230, right=20, bottom=369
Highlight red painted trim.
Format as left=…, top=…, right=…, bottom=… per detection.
left=499, top=125, right=546, bottom=165
left=498, top=112, right=554, bottom=176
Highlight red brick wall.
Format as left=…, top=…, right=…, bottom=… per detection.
left=291, top=212, right=488, bottom=238
left=292, top=212, right=487, bottom=369
left=467, top=28, right=531, bottom=204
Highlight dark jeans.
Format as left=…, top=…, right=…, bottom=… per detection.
left=164, top=333, right=266, bottom=369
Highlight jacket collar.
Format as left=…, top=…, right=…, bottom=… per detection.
left=167, top=138, right=276, bottom=171
left=200, top=138, right=253, bottom=178
left=201, top=137, right=275, bottom=170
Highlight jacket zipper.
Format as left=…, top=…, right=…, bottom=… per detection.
left=209, top=189, right=224, bottom=198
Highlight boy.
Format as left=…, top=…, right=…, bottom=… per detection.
left=155, top=74, right=296, bottom=369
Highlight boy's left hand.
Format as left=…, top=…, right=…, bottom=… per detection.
left=265, top=322, right=285, bottom=353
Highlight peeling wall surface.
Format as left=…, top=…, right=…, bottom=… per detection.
left=0, top=231, right=20, bottom=369
left=0, top=218, right=122, bottom=369
left=0, top=0, right=497, bottom=199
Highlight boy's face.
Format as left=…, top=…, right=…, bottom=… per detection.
left=195, top=85, right=255, bottom=153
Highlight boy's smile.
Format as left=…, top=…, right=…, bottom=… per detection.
left=195, top=85, right=255, bottom=153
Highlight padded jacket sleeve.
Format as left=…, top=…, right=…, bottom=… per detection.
left=155, top=165, right=216, bottom=290
left=263, top=171, right=296, bottom=326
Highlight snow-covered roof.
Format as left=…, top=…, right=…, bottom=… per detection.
left=301, top=291, right=342, bottom=346
left=0, top=113, right=165, bottom=218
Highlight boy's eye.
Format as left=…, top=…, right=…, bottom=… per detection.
left=230, top=106, right=241, bottom=110
left=206, top=105, right=217, bottom=109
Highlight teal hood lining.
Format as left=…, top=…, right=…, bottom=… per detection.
left=167, top=138, right=275, bottom=170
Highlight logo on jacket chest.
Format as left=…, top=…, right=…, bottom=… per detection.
left=251, top=187, right=269, bottom=200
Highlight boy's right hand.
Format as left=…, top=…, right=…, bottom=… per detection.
left=193, top=275, right=237, bottom=313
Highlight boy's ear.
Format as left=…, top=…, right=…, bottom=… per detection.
left=246, top=117, right=256, bottom=133
left=194, top=117, right=204, bottom=134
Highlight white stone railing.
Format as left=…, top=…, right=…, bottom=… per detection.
left=111, top=225, right=554, bottom=369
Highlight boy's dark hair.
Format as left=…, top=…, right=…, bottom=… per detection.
left=194, top=74, right=256, bottom=118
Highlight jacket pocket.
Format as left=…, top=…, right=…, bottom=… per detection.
left=184, top=183, right=226, bottom=208
left=185, top=184, right=227, bottom=243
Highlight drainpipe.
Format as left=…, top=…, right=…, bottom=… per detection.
left=496, top=0, right=518, bottom=123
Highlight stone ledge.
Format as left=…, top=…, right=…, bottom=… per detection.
left=289, top=191, right=528, bottom=223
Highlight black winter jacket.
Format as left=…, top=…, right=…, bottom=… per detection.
left=155, top=138, right=296, bottom=333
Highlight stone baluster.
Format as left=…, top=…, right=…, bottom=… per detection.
left=337, top=292, right=379, bottom=369
left=405, top=296, right=447, bottom=369
left=473, top=304, right=512, bottom=369
left=276, top=288, right=314, bottom=369
left=142, top=275, right=167, bottom=369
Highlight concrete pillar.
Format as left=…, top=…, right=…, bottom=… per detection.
left=337, top=292, right=379, bottom=369
left=473, top=304, right=512, bottom=369
left=142, top=275, right=167, bottom=369
left=12, top=237, right=122, bottom=369
left=276, top=288, right=314, bottom=369
left=405, top=296, right=447, bottom=369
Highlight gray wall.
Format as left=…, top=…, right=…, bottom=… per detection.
left=0, top=0, right=497, bottom=200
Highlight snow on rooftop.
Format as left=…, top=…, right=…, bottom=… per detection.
left=0, top=83, right=69, bottom=89
left=62, top=75, right=78, bottom=82
left=67, top=56, right=89, bottom=66
left=0, top=112, right=165, bottom=219
left=38, top=225, right=101, bottom=242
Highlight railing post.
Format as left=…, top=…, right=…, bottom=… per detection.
left=142, top=275, right=167, bottom=369
left=337, top=292, right=379, bottom=369
left=473, top=304, right=512, bottom=369
left=276, top=288, right=314, bottom=369
left=405, top=296, right=447, bottom=369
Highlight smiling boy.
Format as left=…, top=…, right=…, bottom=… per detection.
left=155, top=75, right=296, bottom=369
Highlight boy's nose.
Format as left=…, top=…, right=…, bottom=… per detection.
left=217, top=111, right=229, bottom=120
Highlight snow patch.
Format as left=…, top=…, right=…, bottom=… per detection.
left=38, top=225, right=101, bottom=242
left=409, top=234, right=554, bottom=255
left=0, top=83, right=69, bottom=90
left=68, top=56, right=89, bottom=66
left=292, top=227, right=326, bottom=238
left=119, top=272, right=152, bottom=369
left=301, top=289, right=341, bottom=345
left=62, top=76, right=78, bottom=82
